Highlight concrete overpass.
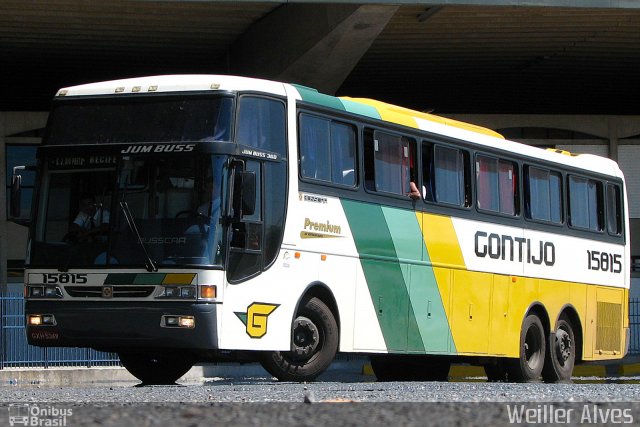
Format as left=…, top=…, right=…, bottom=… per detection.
left=2, top=1, right=640, bottom=113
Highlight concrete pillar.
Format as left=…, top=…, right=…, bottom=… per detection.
left=228, top=4, right=398, bottom=94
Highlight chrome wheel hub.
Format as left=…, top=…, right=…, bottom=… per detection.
left=291, top=316, right=319, bottom=358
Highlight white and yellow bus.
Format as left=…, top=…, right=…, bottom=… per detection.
left=16, top=75, right=629, bottom=384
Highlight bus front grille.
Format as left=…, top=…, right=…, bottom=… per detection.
left=65, top=286, right=155, bottom=298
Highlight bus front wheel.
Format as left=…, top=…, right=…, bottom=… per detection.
left=260, top=297, right=338, bottom=382
left=506, top=313, right=546, bottom=382
left=542, top=315, right=576, bottom=383
left=119, top=350, right=194, bottom=385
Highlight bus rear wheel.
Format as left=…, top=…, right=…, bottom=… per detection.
left=119, top=350, right=194, bottom=385
left=506, top=313, right=546, bottom=382
left=260, top=297, right=338, bottom=382
left=542, top=315, right=576, bottom=383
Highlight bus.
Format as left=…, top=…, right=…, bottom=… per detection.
left=14, top=75, right=629, bottom=384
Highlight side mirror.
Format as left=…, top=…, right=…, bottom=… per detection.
left=232, top=170, right=256, bottom=220
left=10, top=166, right=25, bottom=218
left=240, top=171, right=256, bottom=217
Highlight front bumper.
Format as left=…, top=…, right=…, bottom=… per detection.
left=26, top=300, right=219, bottom=351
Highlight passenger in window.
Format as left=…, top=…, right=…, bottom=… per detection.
left=407, top=181, right=421, bottom=200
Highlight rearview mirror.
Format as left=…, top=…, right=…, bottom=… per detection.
left=232, top=170, right=256, bottom=220
left=10, top=166, right=24, bottom=219
left=240, top=171, right=256, bottom=217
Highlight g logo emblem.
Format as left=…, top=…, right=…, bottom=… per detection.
left=235, top=303, right=279, bottom=338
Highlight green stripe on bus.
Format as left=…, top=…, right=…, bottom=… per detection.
left=381, top=206, right=423, bottom=261
left=382, top=207, right=426, bottom=352
left=104, top=273, right=137, bottom=285
left=292, top=84, right=346, bottom=111
left=381, top=207, right=453, bottom=353
left=133, top=273, right=167, bottom=285
left=343, top=200, right=454, bottom=354
left=342, top=200, right=409, bottom=351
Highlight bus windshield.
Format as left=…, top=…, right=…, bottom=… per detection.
left=30, top=154, right=227, bottom=269
left=46, top=95, right=234, bottom=145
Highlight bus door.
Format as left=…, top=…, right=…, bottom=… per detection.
left=226, top=159, right=262, bottom=283
left=225, top=95, right=287, bottom=284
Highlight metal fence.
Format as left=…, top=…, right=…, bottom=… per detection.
left=0, top=293, right=119, bottom=369
left=1, top=293, right=639, bottom=369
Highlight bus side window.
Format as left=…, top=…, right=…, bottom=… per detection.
left=476, top=155, right=518, bottom=215
left=421, top=142, right=434, bottom=202
left=330, top=122, right=357, bottom=186
left=299, top=114, right=357, bottom=187
left=568, top=175, right=603, bottom=232
left=432, top=144, right=469, bottom=207
left=363, top=129, right=376, bottom=191
left=299, top=114, right=331, bottom=182
left=365, top=130, right=415, bottom=197
left=525, top=166, right=562, bottom=224
left=237, top=96, right=286, bottom=156
left=606, top=183, right=623, bottom=235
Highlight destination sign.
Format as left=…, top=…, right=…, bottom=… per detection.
left=48, top=155, right=117, bottom=170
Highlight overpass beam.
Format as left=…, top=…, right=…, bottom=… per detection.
left=228, top=4, right=398, bottom=94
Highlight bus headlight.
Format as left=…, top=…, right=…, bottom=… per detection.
left=27, top=314, right=57, bottom=326
left=28, top=286, right=63, bottom=299
left=44, top=286, right=63, bottom=298
left=156, top=286, right=196, bottom=300
left=161, top=315, right=195, bottom=329
left=180, top=287, right=196, bottom=299
left=30, top=286, right=44, bottom=297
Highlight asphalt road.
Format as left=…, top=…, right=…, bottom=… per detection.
left=2, top=379, right=640, bottom=426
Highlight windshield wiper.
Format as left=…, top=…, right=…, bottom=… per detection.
left=119, top=200, right=157, bottom=272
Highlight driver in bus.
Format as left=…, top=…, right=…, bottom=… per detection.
left=66, top=194, right=110, bottom=243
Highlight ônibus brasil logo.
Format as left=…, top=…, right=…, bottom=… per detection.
left=8, top=403, right=72, bottom=426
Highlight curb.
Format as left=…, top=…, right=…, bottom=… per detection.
left=0, top=359, right=366, bottom=386
left=0, top=366, right=207, bottom=386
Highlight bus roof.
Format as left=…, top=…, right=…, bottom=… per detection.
left=56, top=74, right=624, bottom=180
left=56, top=74, right=289, bottom=98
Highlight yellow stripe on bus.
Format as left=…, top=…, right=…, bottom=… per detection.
left=162, top=273, right=196, bottom=285
left=417, top=213, right=465, bottom=269
left=342, top=97, right=504, bottom=139
left=347, top=98, right=419, bottom=129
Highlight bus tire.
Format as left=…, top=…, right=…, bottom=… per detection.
left=506, top=313, right=546, bottom=382
left=260, top=297, right=338, bottom=382
left=119, top=350, right=194, bottom=385
left=542, top=315, right=576, bottom=383
left=371, top=355, right=450, bottom=381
